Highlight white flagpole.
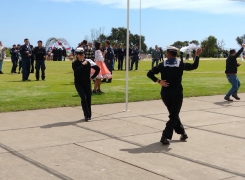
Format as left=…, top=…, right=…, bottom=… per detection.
left=124, top=0, right=130, bottom=112
left=139, top=0, right=141, bottom=51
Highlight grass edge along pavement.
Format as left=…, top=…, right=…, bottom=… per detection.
left=1, top=59, right=245, bottom=112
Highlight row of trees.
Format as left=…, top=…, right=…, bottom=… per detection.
left=84, top=27, right=147, bottom=52
left=84, top=27, right=244, bottom=58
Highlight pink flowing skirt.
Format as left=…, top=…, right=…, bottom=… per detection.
left=91, top=61, right=112, bottom=79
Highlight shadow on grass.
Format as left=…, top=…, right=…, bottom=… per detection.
left=40, top=119, right=86, bottom=128
left=120, top=142, right=172, bottom=154
left=6, top=80, right=33, bottom=83
left=61, top=82, right=74, bottom=85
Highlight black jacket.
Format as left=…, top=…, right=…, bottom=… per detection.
left=34, top=46, right=46, bottom=61
left=225, top=47, right=244, bottom=74
left=72, top=59, right=100, bottom=83
left=10, top=48, right=18, bottom=58
left=105, top=46, right=114, bottom=60
left=117, top=48, right=125, bottom=57
left=20, top=44, right=32, bottom=59
left=147, top=56, right=200, bottom=96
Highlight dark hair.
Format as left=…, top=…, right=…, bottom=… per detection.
left=24, top=38, right=28, bottom=41
left=105, top=40, right=110, bottom=45
left=230, top=49, right=236, bottom=54
left=82, top=40, right=87, bottom=45
left=95, top=42, right=101, bottom=50
left=167, top=50, right=177, bottom=57
left=13, top=44, right=16, bottom=47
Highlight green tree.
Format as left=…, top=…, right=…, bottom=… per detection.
left=236, top=34, right=245, bottom=46
left=147, top=47, right=153, bottom=54
left=183, top=41, right=189, bottom=46
left=171, top=41, right=184, bottom=49
left=201, top=36, right=218, bottom=57
left=5, top=48, right=11, bottom=57
left=190, top=40, right=199, bottom=45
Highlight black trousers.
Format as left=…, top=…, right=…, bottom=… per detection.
left=22, top=58, right=31, bottom=81
left=11, top=57, right=18, bottom=73
left=131, top=57, right=138, bottom=70
left=118, top=56, right=124, bottom=70
left=35, top=60, right=46, bottom=80
left=19, top=60, right=22, bottom=72
left=161, top=94, right=185, bottom=140
left=180, top=52, right=184, bottom=62
left=105, top=60, right=113, bottom=80
left=30, top=56, right=34, bottom=73
left=75, top=82, right=92, bottom=118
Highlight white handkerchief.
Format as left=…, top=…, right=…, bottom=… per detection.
left=180, top=46, right=188, bottom=52
left=188, top=44, right=199, bottom=50
left=86, top=59, right=96, bottom=66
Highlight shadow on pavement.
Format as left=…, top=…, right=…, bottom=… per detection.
left=120, top=142, right=172, bottom=154
left=40, top=119, right=85, bottom=128
left=214, top=101, right=233, bottom=106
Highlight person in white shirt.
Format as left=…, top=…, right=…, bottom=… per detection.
left=0, top=41, right=7, bottom=74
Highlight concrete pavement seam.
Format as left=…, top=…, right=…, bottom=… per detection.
left=0, top=142, right=73, bottom=180
left=73, top=124, right=245, bottom=178
left=144, top=116, right=245, bottom=140
left=73, top=143, right=174, bottom=180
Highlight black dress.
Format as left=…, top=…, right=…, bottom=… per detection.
left=72, top=59, right=100, bottom=119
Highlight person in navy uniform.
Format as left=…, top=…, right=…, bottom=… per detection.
left=30, top=45, right=35, bottom=73
left=130, top=44, right=139, bottom=70
left=62, top=47, right=67, bottom=61
left=10, top=44, right=18, bottom=73
left=52, top=47, right=58, bottom=61
left=147, top=46, right=202, bottom=145
left=72, top=48, right=100, bottom=121
left=33, top=40, right=46, bottom=81
left=20, top=38, right=32, bottom=81
left=117, top=43, right=125, bottom=70
left=17, top=44, right=22, bottom=74
left=104, top=40, right=114, bottom=83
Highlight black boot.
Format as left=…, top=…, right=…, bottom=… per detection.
left=106, top=78, right=112, bottom=83
left=160, top=136, right=170, bottom=145
left=232, top=94, right=240, bottom=100
left=101, top=79, right=106, bottom=82
left=180, top=133, right=188, bottom=141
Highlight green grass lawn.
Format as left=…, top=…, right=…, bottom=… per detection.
left=0, top=59, right=245, bottom=112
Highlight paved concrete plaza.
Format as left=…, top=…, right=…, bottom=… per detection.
left=0, top=94, right=245, bottom=180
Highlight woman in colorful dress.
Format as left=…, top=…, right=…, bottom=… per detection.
left=92, top=42, right=112, bottom=93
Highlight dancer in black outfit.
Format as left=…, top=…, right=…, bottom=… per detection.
left=72, top=48, right=100, bottom=121
left=147, top=46, right=202, bottom=145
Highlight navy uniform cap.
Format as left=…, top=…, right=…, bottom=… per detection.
left=167, top=46, right=179, bottom=52
left=75, top=47, right=85, bottom=54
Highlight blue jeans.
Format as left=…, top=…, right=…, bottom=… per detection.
left=0, top=59, right=3, bottom=71
left=152, top=59, right=159, bottom=68
left=22, top=58, right=31, bottom=80
left=225, top=74, right=241, bottom=97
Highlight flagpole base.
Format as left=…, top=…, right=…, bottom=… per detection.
left=123, top=110, right=130, bottom=112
